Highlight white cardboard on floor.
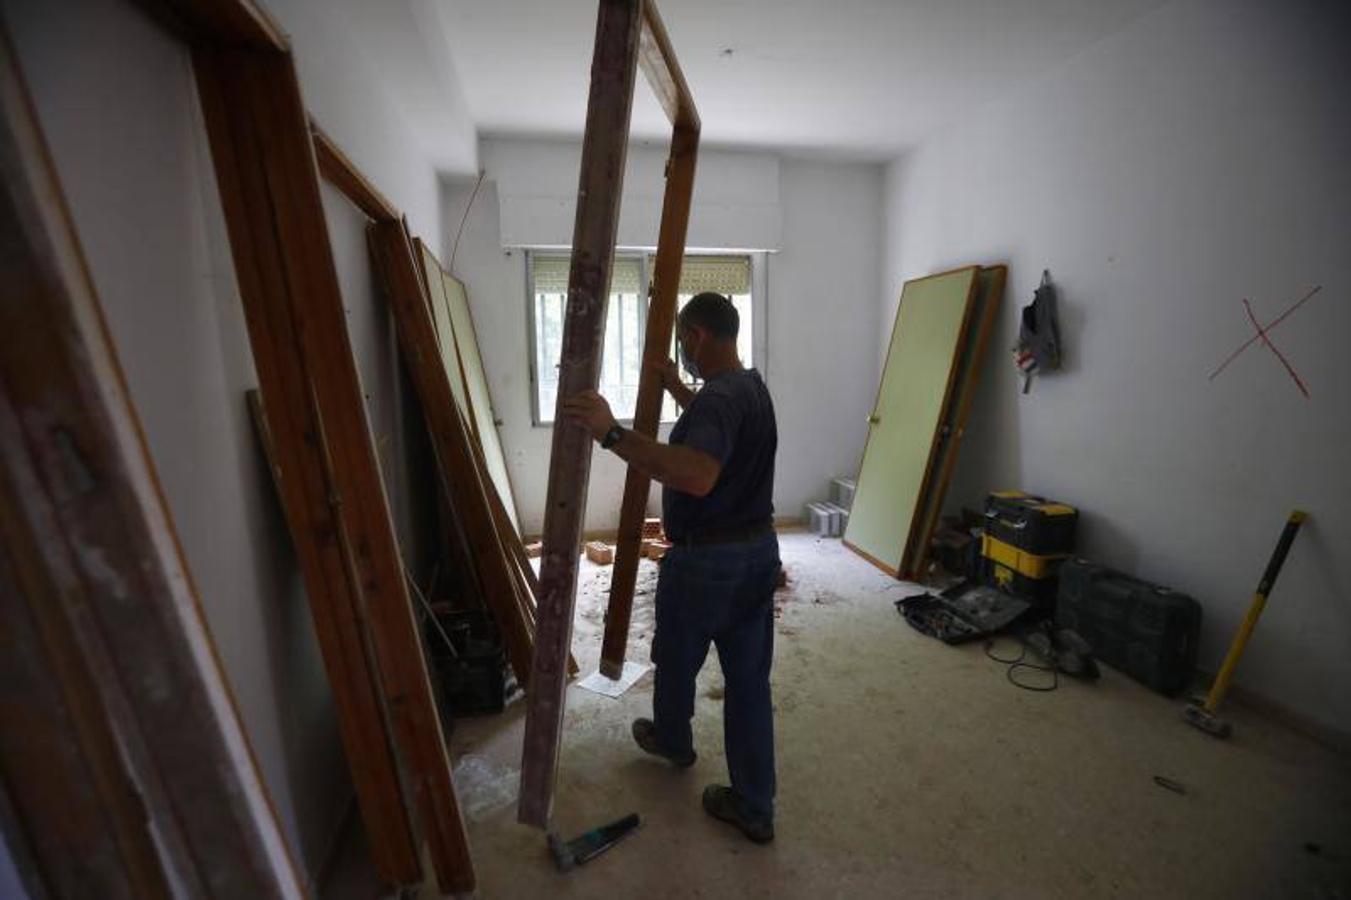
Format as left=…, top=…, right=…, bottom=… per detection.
left=576, top=661, right=649, bottom=698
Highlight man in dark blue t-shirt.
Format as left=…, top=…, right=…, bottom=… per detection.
left=563, top=292, right=780, bottom=843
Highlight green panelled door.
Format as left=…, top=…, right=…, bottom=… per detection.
left=844, top=267, right=979, bottom=574
left=441, top=273, right=521, bottom=535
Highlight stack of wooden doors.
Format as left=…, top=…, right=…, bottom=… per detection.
left=844, top=265, right=1007, bottom=581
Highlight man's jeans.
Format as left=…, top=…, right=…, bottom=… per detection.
left=651, top=531, right=780, bottom=821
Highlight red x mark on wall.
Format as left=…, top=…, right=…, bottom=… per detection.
left=1208, top=285, right=1322, bottom=398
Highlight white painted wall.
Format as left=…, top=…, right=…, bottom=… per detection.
left=2, top=0, right=468, bottom=885
left=443, top=143, right=881, bottom=536
left=483, top=137, right=783, bottom=250
left=266, top=0, right=472, bottom=249
left=769, top=160, right=883, bottom=521
left=881, top=0, right=1351, bottom=735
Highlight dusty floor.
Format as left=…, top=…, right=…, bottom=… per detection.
left=331, top=532, right=1351, bottom=899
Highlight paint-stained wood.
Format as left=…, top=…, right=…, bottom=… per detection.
left=191, top=44, right=435, bottom=888
left=601, top=122, right=698, bottom=678
left=0, top=28, right=301, bottom=895
left=520, top=0, right=646, bottom=829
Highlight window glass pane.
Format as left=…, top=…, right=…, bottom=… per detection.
left=532, top=253, right=753, bottom=425
left=599, top=292, right=642, bottom=420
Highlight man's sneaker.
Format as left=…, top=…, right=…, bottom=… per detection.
left=631, top=718, right=696, bottom=768
left=702, top=785, right=774, bottom=844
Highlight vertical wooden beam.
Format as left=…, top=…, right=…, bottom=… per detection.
left=519, top=0, right=645, bottom=828
left=601, top=0, right=701, bottom=678
left=600, top=124, right=698, bottom=677
left=0, top=28, right=300, bottom=896
left=191, top=45, right=440, bottom=888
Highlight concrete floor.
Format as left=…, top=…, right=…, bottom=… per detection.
left=333, top=532, right=1351, bottom=899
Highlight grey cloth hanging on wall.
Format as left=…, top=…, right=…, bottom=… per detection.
left=1013, top=269, right=1062, bottom=393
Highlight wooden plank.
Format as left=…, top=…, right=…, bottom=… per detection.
left=902, top=265, right=1007, bottom=579
left=843, top=267, right=979, bottom=575
left=310, top=119, right=399, bottom=223
left=369, top=220, right=536, bottom=693
left=191, top=45, right=430, bottom=889
left=0, top=29, right=301, bottom=895
left=519, top=0, right=645, bottom=829
left=600, top=122, right=698, bottom=678
left=638, top=1, right=699, bottom=130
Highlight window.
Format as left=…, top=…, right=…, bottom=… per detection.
left=529, top=252, right=754, bottom=425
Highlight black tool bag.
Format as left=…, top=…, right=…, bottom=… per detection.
left=1056, top=559, right=1200, bottom=696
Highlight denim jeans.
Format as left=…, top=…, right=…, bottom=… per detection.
left=651, top=531, right=780, bottom=821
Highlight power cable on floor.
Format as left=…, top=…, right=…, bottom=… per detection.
left=985, top=636, right=1058, bottom=692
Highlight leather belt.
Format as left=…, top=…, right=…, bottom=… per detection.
left=675, top=519, right=774, bottom=548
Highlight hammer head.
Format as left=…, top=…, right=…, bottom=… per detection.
left=547, top=832, right=576, bottom=872
left=1183, top=702, right=1232, bottom=738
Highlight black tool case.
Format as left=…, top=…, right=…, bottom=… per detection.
left=426, top=609, right=507, bottom=721
left=1056, top=559, right=1200, bottom=696
left=983, top=491, right=1078, bottom=555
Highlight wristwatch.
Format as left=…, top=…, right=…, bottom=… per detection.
left=600, top=423, right=626, bottom=449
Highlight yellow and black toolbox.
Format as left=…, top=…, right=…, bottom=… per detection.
left=981, top=491, right=1078, bottom=605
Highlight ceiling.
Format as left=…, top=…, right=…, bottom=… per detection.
left=433, top=0, right=1171, bottom=161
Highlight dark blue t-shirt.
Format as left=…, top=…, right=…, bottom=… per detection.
left=662, top=368, right=777, bottom=542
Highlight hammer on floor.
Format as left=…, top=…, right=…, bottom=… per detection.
left=547, top=813, right=642, bottom=872
left=1183, top=510, right=1306, bottom=738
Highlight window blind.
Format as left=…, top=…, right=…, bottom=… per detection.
left=532, top=255, right=642, bottom=294
left=663, top=255, right=752, bottom=296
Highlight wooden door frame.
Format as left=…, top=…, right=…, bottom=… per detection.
left=0, top=15, right=302, bottom=897
left=520, top=0, right=700, bottom=828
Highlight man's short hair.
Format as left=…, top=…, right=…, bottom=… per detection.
left=679, top=292, right=739, bottom=339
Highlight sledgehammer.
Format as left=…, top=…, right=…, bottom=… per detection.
left=1183, top=510, right=1306, bottom=738
left=548, top=813, right=641, bottom=872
